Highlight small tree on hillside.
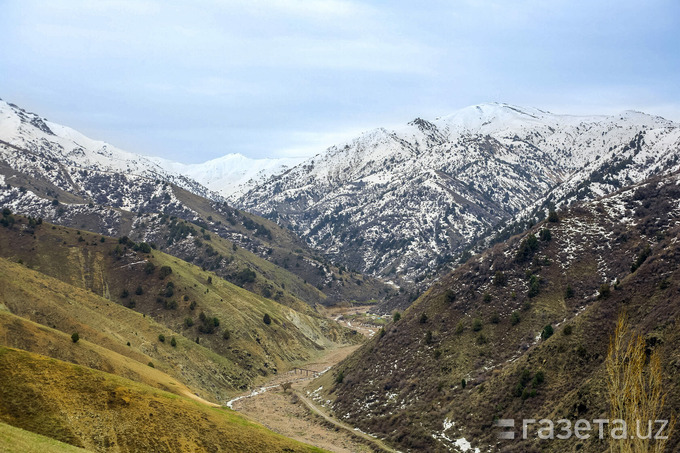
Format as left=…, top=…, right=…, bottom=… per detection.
left=159, top=265, right=173, bottom=279
left=606, top=314, right=675, bottom=452
left=598, top=283, right=611, bottom=299
left=528, top=274, right=540, bottom=298
left=472, top=318, right=483, bottom=332
left=516, top=233, right=539, bottom=262
left=145, top=261, right=156, bottom=275
left=71, top=332, right=80, bottom=343
left=263, top=313, right=272, bottom=325
left=541, top=325, right=554, bottom=340
left=539, top=228, right=552, bottom=241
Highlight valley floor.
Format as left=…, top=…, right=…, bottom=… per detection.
left=229, top=305, right=389, bottom=453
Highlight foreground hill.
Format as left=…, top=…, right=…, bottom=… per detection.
left=0, top=217, right=360, bottom=401
left=236, top=104, right=680, bottom=287
left=0, top=99, right=390, bottom=306
left=0, top=422, right=88, bottom=453
left=315, top=171, right=680, bottom=451
left=0, top=346, right=324, bottom=453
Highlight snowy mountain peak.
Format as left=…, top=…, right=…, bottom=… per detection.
left=0, top=99, right=300, bottom=199
left=236, top=104, right=680, bottom=282
left=151, top=152, right=303, bottom=198
left=436, top=102, right=547, bottom=129
left=0, top=99, right=177, bottom=179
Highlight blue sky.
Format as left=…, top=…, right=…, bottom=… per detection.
left=1, top=0, right=678, bottom=162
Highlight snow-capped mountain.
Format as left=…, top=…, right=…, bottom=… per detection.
left=0, top=98, right=390, bottom=306
left=0, top=99, right=218, bottom=202
left=152, top=153, right=303, bottom=198
left=235, top=103, right=680, bottom=282
left=0, top=98, right=296, bottom=201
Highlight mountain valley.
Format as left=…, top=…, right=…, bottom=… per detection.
left=1, top=99, right=679, bottom=452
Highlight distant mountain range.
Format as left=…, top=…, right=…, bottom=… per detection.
left=234, top=103, right=680, bottom=285
left=0, top=98, right=298, bottom=199
left=3, top=97, right=680, bottom=298
left=151, top=153, right=303, bottom=199
left=0, top=98, right=390, bottom=307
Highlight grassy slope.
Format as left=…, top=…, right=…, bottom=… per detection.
left=0, top=219, right=360, bottom=400
left=0, top=422, right=89, bottom=453
left=0, top=309, right=217, bottom=403
left=136, top=212, right=327, bottom=314
left=160, top=186, right=392, bottom=305
left=0, top=346, right=325, bottom=453
left=0, top=257, right=244, bottom=402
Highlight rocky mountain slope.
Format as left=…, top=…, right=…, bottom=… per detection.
left=0, top=99, right=390, bottom=306
left=236, top=104, right=680, bottom=286
left=0, top=99, right=216, bottom=200
left=312, top=171, right=680, bottom=452
left=0, top=98, right=296, bottom=199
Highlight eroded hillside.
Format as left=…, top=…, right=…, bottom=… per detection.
left=314, top=171, right=680, bottom=452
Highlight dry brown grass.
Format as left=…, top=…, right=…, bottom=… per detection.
left=606, top=313, right=675, bottom=453
left=0, top=346, right=326, bottom=453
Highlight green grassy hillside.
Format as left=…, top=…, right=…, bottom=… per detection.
left=0, top=257, right=247, bottom=401
left=165, top=186, right=392, bottom=305
left=0, top=217, right=360, bottom=400
left=0, top=422, right=89, bottom=453
left=0, top=346, right=325, bottom=453
left=0, top=309, right=221, bottom=403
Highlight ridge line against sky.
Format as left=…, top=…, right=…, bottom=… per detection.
left=1, top=0, right=679, bottom=164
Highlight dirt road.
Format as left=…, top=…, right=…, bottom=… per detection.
left=294, top=390, right=398, bottom=452
left=227, top=305, right=395, bottom=452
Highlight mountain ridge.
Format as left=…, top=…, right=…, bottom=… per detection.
left=0, top=98, right=301, bottom=199
left=0, top=98, right=391, bottom=307
left=314, top=169, right=680, bottom=451
left=234, top=103, right=680, bottom=289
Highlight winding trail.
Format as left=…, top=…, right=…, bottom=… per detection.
left=225, top=346, right=353, bottom=409
left=294, top=390, right=399, bottom=453
left=226, top=305, right=395, bottom=452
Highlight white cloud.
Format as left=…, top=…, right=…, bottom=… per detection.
left=1, top=0, right=678, bottom=162
left=248, top=0, right=367, bottom=18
